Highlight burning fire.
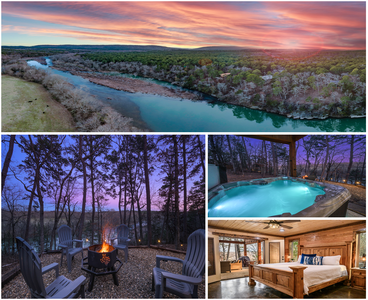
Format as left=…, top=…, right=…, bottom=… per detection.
left=302, top=175, right=308, bottom=179
left=97, top=224, right=112, bottom=253
left=98, top=241, right=110, bottom=253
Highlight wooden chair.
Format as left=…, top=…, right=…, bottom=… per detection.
left=16, top=237, right=86, bottom=298
left=152, top=229, right=205, bottom=298
left=111, top=224, right=130, bottom=262
left=57, top=225, right=84, bottom=273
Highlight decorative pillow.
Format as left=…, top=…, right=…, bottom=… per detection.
left=303, top=256, right=314, bottom=265
left=322, top=255, right=341, bottom=265
left=297, top=255, right=302, bottom=263
left=312, top=256, right=323, bottom=265
left=300, top=253, right=316, bottom=264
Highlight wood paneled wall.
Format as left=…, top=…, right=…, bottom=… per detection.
left=285, top=222, right=365, bottom=262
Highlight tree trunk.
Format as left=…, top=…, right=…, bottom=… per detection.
left=174, top=136, right=180, bottom=249
left=272, top=142, right=277, bottom=176
left=359, top=154, right=365, bottom=183
left=2, top=135, right=15, bottom=192
left=320, top=136, right=330, bottom=181
left=345, top=135, right=355, bottom=184
left=77, top=136, right=87, bottom=240
left=226, top=135, right=236, bottom=173
left=197, top=136, right=206, bottom=176
left=36, top=174, right=44, bottom=254
left=25, top=180, right=37, bottom=242
left=241, top=137, right=251, bottom=171
left=264, top=141, right=268, bottom=174
left=182, top=136, right=188, bottom=241
left=143, top=136, right=151, bottom=246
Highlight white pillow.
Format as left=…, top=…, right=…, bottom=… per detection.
left=297, top=255, right=302, bottom=263
left=322, top=255, right=341, bottom=265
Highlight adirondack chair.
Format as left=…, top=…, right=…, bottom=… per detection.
left=111, top=224, right=130, bottom=262
left=152, top=229, right=205, bottom=298
left=57, top=225, right=84, bottom=273
left=16, top=237, right=86, bottom=298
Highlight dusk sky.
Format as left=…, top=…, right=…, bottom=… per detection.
left=2, top=1, right=366, bottom=50
left=2, top=135, right=204, bottom=211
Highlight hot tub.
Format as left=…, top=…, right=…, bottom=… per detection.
left=208, top=177, right=351, bottom=217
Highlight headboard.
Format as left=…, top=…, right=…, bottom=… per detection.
left=300, top=243, right=351, bottom=276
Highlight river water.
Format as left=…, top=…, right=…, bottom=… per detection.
left=27, top=59, right=365, bottom=132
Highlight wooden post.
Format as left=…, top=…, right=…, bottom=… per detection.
left=289, top=140, right=297, bottom=177
left=258, top=241, right=262, bottom=264
left=345, top=241, right=352, bottom=283
left=289, top=266, right=307, bottom=299
left=248, top=261, right=256, bottom=286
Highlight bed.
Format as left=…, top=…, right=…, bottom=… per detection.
left=248, top=244, right=351, bottom=298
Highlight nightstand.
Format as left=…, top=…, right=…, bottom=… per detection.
left=351, top=268, right=366, bottom=290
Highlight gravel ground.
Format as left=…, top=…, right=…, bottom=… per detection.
left=2, top=248, right=205, bottom=299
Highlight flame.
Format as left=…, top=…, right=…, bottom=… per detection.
left=98, top=241, right=110, bottom=253
left=97, top=223, right=112, bottom=253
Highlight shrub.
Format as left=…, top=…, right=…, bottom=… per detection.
left=4, top=62, right=138, bottom=132
left=305, top=96, right=312, bottom=102
left=313, top=98, right=320, bottom=104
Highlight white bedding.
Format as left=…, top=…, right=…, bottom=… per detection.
left=256, top=262, right=348, bottom=294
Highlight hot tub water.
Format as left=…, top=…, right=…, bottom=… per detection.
left=208, top=179, right=325, bottom=217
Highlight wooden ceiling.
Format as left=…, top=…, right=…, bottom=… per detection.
left=208, top=220, right=365, bottom=237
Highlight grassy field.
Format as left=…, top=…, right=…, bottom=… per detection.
left=2, top=75, right=75, bottom=132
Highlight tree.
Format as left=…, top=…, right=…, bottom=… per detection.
left=2, top=135, right=16, bottom=192
left=143, top=135, right=152, bottom=246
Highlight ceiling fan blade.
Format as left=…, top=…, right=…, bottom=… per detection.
left=282, top=225, right=293, bottom=229
left=263, top=225, right=270, bottom=229
left=279, top=220, right=301, bottom=223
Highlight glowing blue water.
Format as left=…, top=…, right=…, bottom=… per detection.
left=208, top=180, right=325, bottom=217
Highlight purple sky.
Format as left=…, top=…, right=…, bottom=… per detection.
left=2, top=135, right=204, bottom=211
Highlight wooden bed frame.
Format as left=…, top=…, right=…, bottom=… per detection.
left=248, top=243, right=351, bottom=299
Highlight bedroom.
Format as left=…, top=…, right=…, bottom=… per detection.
left=208, top=220, right=366, bottom=298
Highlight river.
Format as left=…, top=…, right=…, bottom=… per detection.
left=27, top=59, right=365, bottom=132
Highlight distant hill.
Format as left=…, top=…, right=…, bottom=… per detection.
left=2, top=44, right=175, bottom=52
left=194, top=46, right=245, bottom=51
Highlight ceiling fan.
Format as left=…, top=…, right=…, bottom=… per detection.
left=245, top=220, right=301, bottom=230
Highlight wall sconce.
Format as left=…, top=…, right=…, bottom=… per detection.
left=362, top=254, right=366, bottom=269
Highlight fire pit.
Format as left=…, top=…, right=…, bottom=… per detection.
left=81, top=242, right=123, bottom=292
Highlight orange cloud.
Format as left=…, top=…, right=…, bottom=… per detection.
left=2, top=2, right=366, bottom=50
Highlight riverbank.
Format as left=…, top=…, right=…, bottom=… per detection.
left=49, top=53, right=366, bottom=121
left=2, top=75, right=75, bottom=132
left=54, top=69, right=202, bottom=100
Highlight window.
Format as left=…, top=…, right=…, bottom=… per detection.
left=246, top=243, right=258, bottom=262
left=289, top=240, right=299, bottom=262
left=219, top=239, right=244, bottom=261
left=356, top=231, right=366, bottom=268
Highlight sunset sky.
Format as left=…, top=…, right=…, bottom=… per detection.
left=2, top=1, right=366, bottom=50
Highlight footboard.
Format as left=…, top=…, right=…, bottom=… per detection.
left=248, top=262, right=307, bottom=299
